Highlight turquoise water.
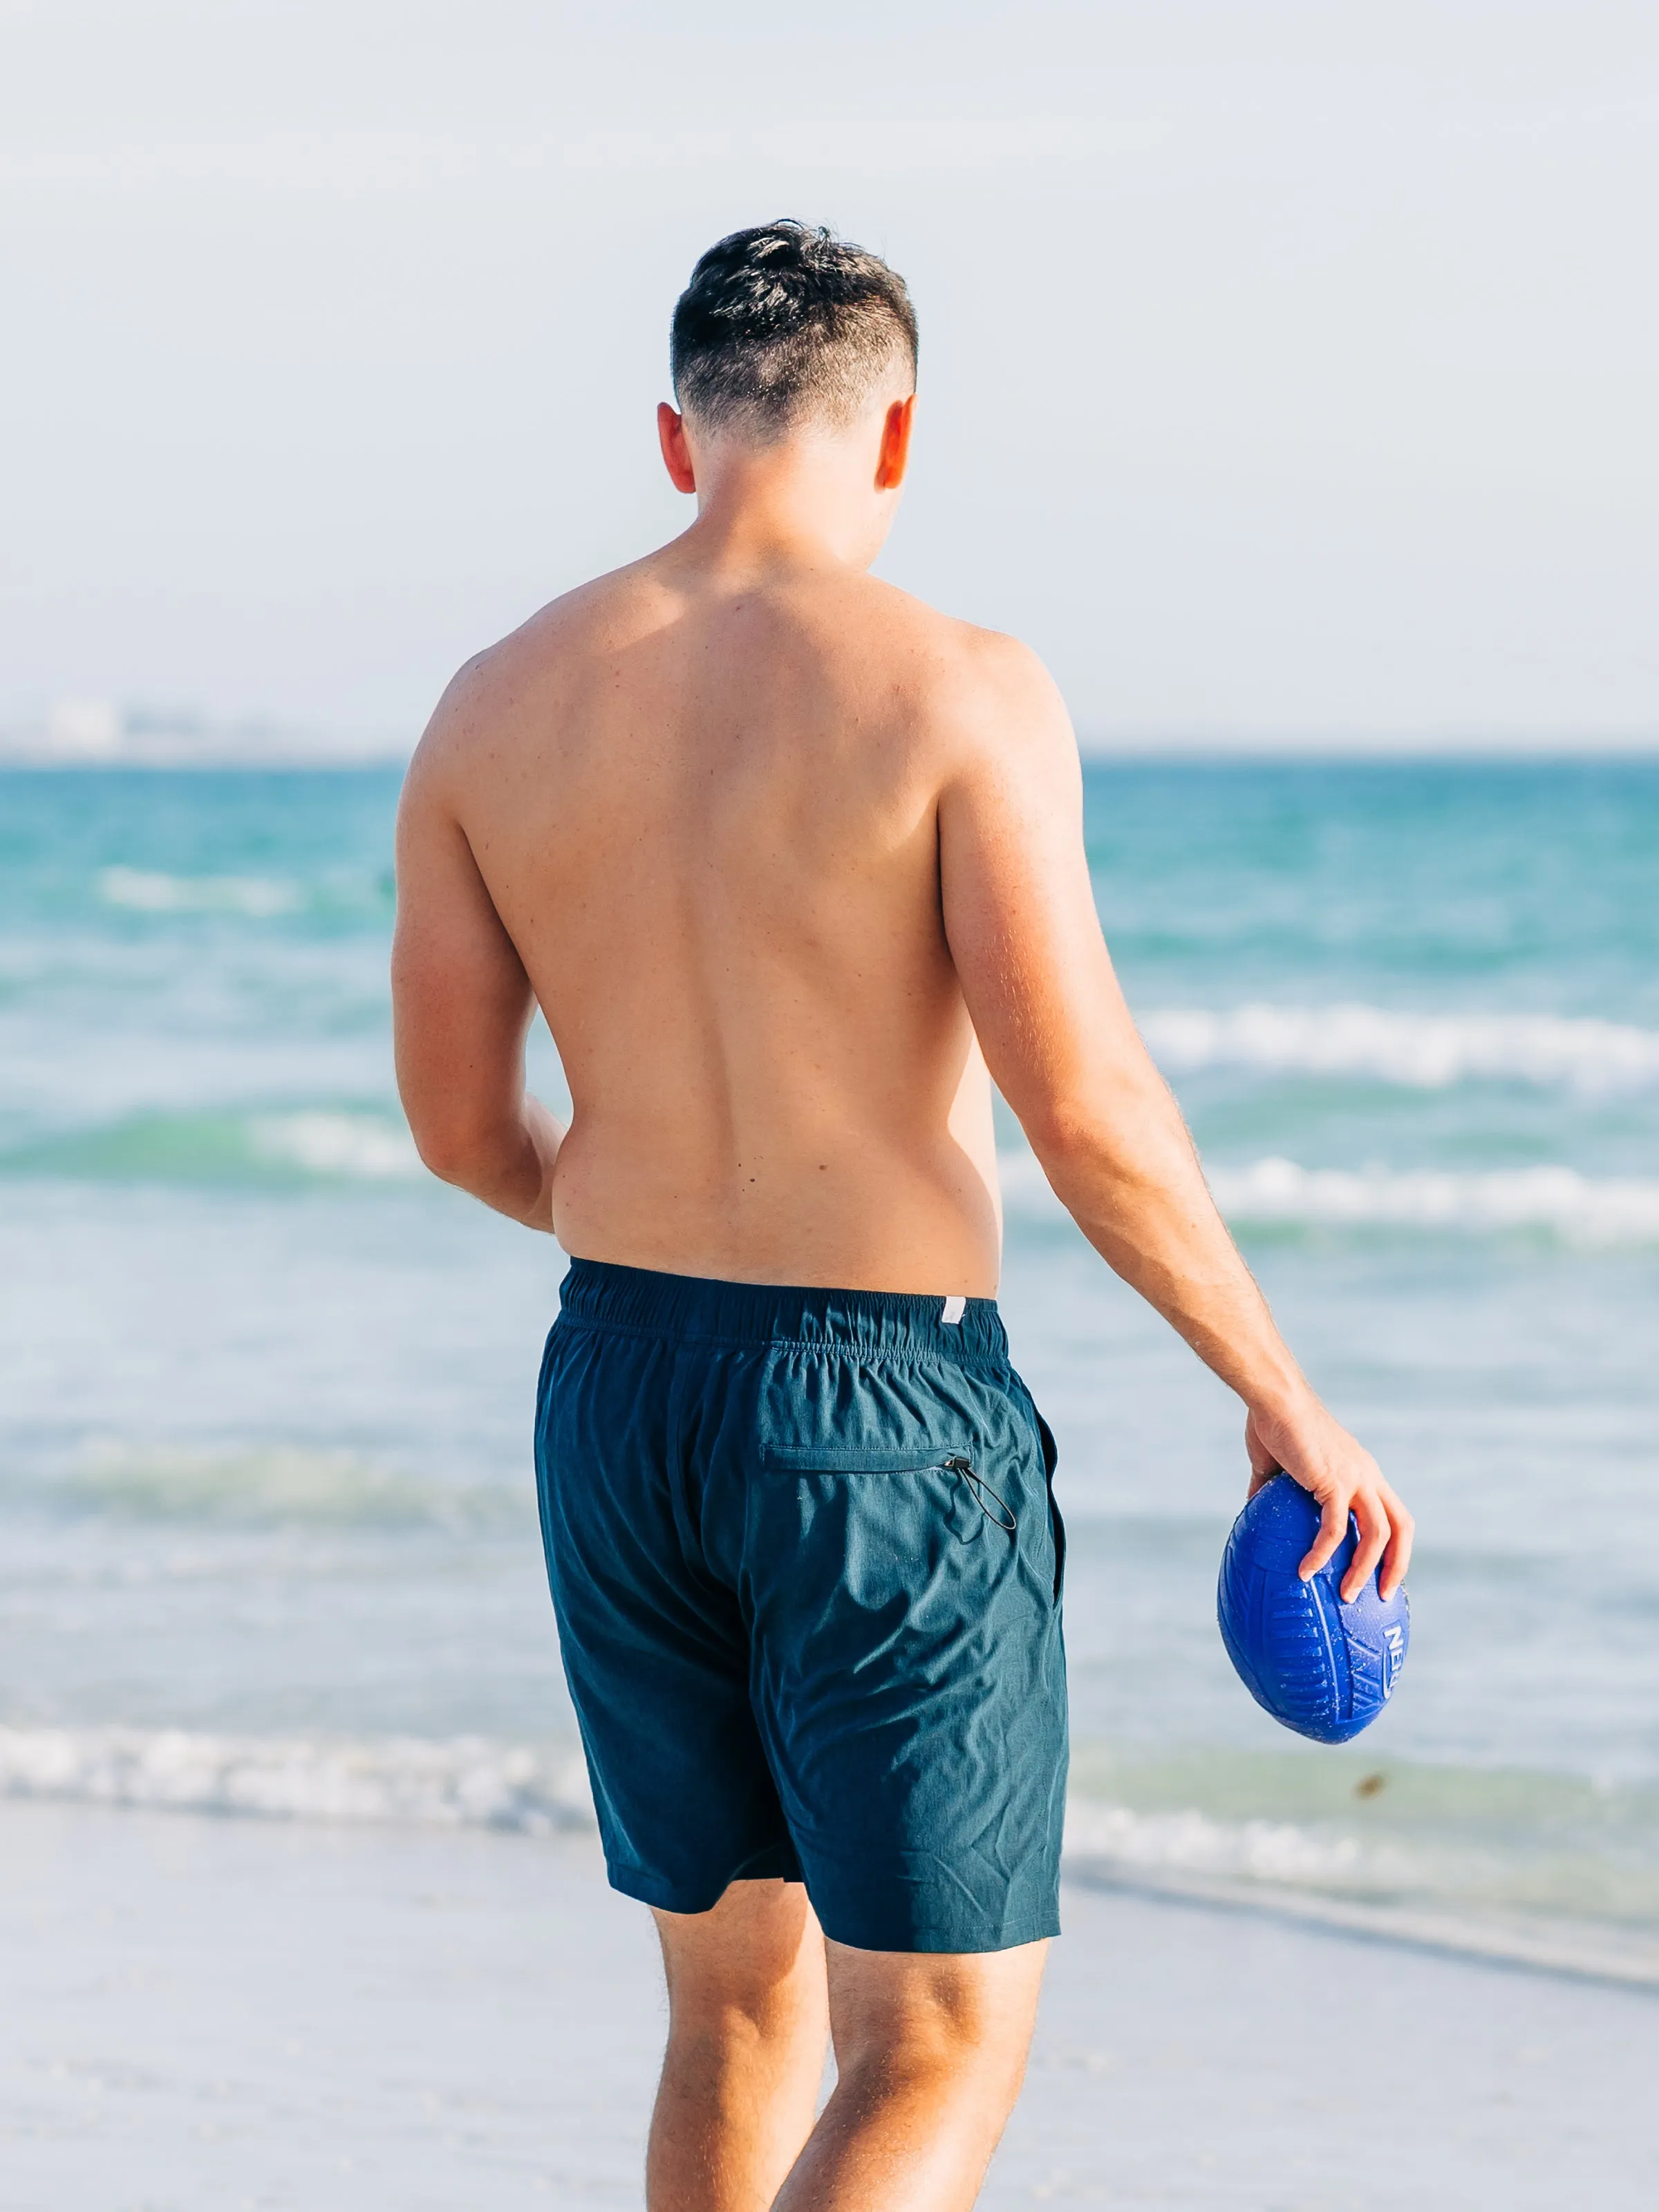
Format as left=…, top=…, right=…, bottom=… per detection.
left=3, top=762, right=1657, bottom=1974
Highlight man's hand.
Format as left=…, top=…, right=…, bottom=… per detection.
left=1245, top=1396, right=1414, bottom=1603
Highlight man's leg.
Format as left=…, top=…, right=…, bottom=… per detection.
left=649, top=1879, right=831, bottom=2212
left=772, top=1936, right=1048, bottom=2212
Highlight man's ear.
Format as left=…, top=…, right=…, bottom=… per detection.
left=658, top=402, right=697, bottom=494
left=874, top=394, right=915, bottom=493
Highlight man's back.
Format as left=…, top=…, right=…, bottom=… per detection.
left=414, top=551, right=1006, bottom=1291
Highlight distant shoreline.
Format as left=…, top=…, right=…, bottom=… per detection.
left=1, top=746, right=1657, bottom=772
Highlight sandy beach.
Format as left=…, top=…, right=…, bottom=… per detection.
left=4, top=1799, right=1653, bottom=2211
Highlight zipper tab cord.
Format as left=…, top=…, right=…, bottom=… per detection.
left=944, top=1455, right=1016, bottom=1535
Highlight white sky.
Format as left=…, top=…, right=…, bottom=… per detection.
left=2, top=0, right=1656, bottom=747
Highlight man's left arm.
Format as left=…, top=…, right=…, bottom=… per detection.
left=938, top=636, right=1412, bottom=1600
left=391, top=722, right=563, bottom=1231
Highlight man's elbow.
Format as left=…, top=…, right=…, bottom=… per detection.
left=1017, top=1071, right=1168, bottom=1183
left=1018, top=1091, right=1107, bottom=1172
left=409, top=1123, right=469, bottom=1188
left=407, top=1109, right=499, bottom=1190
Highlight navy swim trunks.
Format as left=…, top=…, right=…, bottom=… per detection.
left=534, top=1259, right=1067, bottom=1954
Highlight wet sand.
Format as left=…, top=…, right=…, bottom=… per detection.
left=3, top=1799, right=1653, bottom=2209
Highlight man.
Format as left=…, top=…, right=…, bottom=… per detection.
left=392, top=221, right=1412, bottom=2212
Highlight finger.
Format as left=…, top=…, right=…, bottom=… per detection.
left=1298, top=1491, right=1349, bottom=1582
left=1378, top=1492, right=1415, bottom=1599
left=1340, top=1490, right=1390, bottom=1604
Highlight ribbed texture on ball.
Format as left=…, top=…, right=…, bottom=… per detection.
left=1217, top=1474, right=1409, bottom=1744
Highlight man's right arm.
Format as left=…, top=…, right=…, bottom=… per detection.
left=937, top=639, right=1412, bottom=1600
left=391, top=675, right=565, bottom=1233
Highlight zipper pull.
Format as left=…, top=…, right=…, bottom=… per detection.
left=944, top=1454, right=1016, bottom=1535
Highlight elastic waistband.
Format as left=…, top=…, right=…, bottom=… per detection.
left=556, top=1258, right=1009, bottom=1365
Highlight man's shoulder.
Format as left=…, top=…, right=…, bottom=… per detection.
left=468, top=558, right=670, bottom=693
left=409, top=560, right=668, bottom=780
left=812, top=574, right=1057, bottom=722
left=850, top=580, right=1069, bottom=769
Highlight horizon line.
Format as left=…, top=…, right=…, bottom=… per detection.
left=3, top=740, right=1657, bottom=773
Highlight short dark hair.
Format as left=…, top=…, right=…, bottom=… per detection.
left=671, top=221, right=917, bottom=440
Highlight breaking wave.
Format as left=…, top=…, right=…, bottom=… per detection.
left=249, top=1110, right=420, bottom=1178
left=1140, top=1003, right=1659, bottom=1093
left=998, top=1152, right=1659, bottom=1246
left=0, top=1108, right=423, bottom=1185
left=1060, top=1752, right=1659, bottom=1987
left=8, top=1105, right=1655, bottom=1249
left=1208, top=1159, right=1659, bottom=1243
left=0, top=1725, right=592, bottom=1835
left=1061, top=1801, right=1659, bottom=1985
left=6, top=1723, right=1656, bottom=1983
left=99, top=866, right=303, bottom=917
left=41, top=1443, right=520, bottom=1530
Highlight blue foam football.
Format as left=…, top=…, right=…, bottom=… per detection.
left=1217, top=1473, right=1409, bottom=1743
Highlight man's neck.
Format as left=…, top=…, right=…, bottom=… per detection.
left=677, top=440, right=890, bottom=577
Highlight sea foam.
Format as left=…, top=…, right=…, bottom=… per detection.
left=99, top=866, right=303, bottom=917
left=1060, top=1803, right=1659, bottom=1987
left=250, top=1112, right=422, bottom=1179
left=1208, top=1158, right=1659, bottom=1243
left=1140, top=1002, right=1659, bottom=1092
left=48, top=1443, right=518, bottom=1530
left=0, top=1725, right=592, bottom=1835
left=999, top=1152, right=1659, bottom=1245
left=6, top=1723, right=1655, bottom=1984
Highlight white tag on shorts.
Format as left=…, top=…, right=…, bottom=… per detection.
left=941, top=1295, right=966, bottom=1324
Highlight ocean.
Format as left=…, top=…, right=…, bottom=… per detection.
left=3, top=759, right=1656, bottom=1983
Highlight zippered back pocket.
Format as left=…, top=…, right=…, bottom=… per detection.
left=758, top=1445, right=1015, bottom=1534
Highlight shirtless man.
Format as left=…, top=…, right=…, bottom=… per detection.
left=391, top=222, right=1412, bottom=2212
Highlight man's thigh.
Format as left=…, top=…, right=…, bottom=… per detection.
left=653, top=1880, right=827, bottom=2014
